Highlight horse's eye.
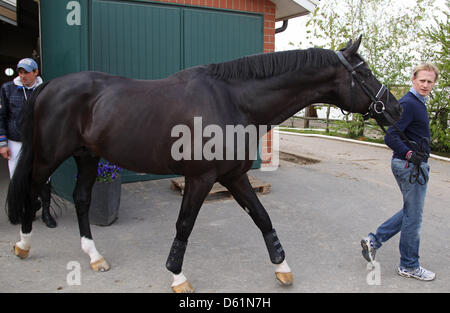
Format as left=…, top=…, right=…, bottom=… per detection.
left=362, top=69, right=372, bottom=78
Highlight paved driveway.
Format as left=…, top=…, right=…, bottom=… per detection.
left=0, top=132, right=448, bottom=293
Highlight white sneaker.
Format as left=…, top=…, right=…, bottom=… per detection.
left=397, top=266, right=436, bottom=281
left=361, top=236, right=376, bottom=263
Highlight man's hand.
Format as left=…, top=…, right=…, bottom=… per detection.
left=406, top=150, right=426, bottom=166
left=0, top=146, right=10, bottom=160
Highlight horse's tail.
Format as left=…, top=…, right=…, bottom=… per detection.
left=6, top=81, right=50, bottom=225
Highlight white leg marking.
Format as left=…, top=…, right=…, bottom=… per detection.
left=275, top=260, right=291, bottom=273
left=172, top=272, right=187, bottom=287
left=16, top=230, right=32, bottom=250
left=81, top=237, right=103, bottom=263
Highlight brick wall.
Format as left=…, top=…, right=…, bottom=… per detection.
left=153, top=0, right=276, bottom=53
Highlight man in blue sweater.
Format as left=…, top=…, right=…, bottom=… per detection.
left=361, top=63, right=439, bottom=281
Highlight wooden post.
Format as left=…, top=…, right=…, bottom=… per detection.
left=304, top=106, right=310, bottom=128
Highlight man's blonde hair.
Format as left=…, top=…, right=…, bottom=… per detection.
left=413, top=63, right=439, bottom=82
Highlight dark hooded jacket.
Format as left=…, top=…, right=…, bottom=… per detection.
left=0, top=76, right=43, bottom=144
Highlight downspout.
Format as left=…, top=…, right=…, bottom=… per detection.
left=275, top=20, right=288, bottom=34
left=34, top=0, right=43, bottom=73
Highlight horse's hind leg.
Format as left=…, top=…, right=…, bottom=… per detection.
left=73, top=155, right=110, bottom=272
left=13, top=185, right=38, bottom=259
left=220, top=173, right=293, bottom=286
left=13, top=170, right=50, bottom=259
left=166, top=172, right=216, bottom=293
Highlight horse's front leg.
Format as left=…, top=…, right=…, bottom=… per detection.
left=220, top=173, right=293, bottom=286
left=166, top=172, right=216, bottom=293
left=73, top=155, right=110, bottom=272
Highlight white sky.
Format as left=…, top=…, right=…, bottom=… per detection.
left=275, top=0, right=448, bottom=51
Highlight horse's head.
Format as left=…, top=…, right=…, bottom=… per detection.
left=335, top=35, right=402, bottom=126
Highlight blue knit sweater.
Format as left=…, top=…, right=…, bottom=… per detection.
left=384, top=90, right=431, bottom=162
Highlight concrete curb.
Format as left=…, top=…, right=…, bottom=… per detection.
left=275, top=129, right=450, bottom=163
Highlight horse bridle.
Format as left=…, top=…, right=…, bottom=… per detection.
left=336, top=50, right=429, bottom=185
left=336, top=51, right=388, bottom=121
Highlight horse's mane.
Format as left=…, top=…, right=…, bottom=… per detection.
left=207, top=48, right=339, bottom=81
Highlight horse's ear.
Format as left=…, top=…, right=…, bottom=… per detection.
left=343, top=35, right=362, bottom=56
left=344, top=39, right=353, bottom=49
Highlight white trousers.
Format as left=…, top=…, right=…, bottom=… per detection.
left=7, top=140, right=50, bottom=183
left=7, top=140, right=22, bottom=178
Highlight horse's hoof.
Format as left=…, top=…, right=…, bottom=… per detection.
left=172, top=281, right=194, bottom=293
left=13, top=245, right=30, bottom=259
left=276, top=272, right=293, bottom=286
left=90, top=257, right=111, bottom=272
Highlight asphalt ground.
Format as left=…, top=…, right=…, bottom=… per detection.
left=0, top=132, right=449, bottom=293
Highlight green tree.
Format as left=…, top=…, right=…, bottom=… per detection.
left=293, top=0, right=447, bottom=147
left=421, top=6, right=449, bottom=153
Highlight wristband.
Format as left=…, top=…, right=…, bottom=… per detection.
left=405, top=150, right=413, bottom=160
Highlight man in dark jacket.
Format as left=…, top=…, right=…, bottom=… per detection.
left=0, top=58, right=57, bottom=228
left=361, top=63, right=439, bottom=281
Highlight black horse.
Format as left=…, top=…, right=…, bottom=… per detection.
left=7, top=36, right=402, bottom=292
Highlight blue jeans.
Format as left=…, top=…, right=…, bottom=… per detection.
left=370, top=158, right=430, bottom=269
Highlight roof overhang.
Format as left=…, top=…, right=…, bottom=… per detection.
left=271, top=0, right=319, bottom=21
left=0, top=0, right=17, bottom=25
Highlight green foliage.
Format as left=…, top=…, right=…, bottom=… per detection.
left=420, top=6, right=449, bottom=152
left=332, top=114, right=365, bottom=139
left=295, top=0, right=449, bottom=152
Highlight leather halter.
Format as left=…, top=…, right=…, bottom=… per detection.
left=336, top=51, right=388, bottom=120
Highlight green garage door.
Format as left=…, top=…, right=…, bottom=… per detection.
left=91, top=0, right=263, bottom=76
left=90, top=0, right=263, bottom=183
left=90, top=0, right=182, bottom=79
left=183, top=8, right=263, bottom=68
left=47, top=0, right=263, bottom=200
left=90, top=0, right=183, bottom=183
